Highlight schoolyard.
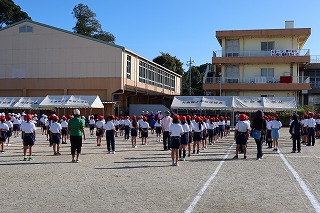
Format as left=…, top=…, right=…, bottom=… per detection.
left=1, top=127, right=320, bottom=213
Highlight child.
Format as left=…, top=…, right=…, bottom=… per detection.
left=169, top=114, right=184, bottom=166
left=150, top=116, right=156, bottom=134
left=155, top=117, right=162, bottom=142
left=104, top=115, right=116, bottom=154
left=50, top=115, right=62, bottom=155
left=193, top=117, right=203, bottom=154
left=5, top=115, right=13, bottom=146
left=140, top=117, right=149, bottom=145
left=95, top=115, right=105, bottom=146
left=271, top=114, right=282, bottom=151
left=186, top=115, right=194, bottom=157
left=208, top=118, right=214, bottom=145
left=130, top=115, right=139, bottom=148
left=179, top=116, right=189, bottom=161
left=124, top=116, right=131, bottom=141
left=60, top=116, right=68, bottom=144
left=21, top=114, right=36, bottom=161
left=89, top=115, right=95, bottom=136
left=0, top=116, right=9, bottom=153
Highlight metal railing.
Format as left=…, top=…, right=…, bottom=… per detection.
left=213, top=49, right=310, bottom=57
left=310, top=55, right=320, bottom=63
left=205, top=76, right=310, bottom=84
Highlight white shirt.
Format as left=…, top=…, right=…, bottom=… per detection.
left=0, top=123, right=9, bottom=131
left=140, top=121, right=149, bottom=129
left=193, top=122, right=204, bottom=132
left=235, top=121, right=250, bottom=132
left=114, top=120, right=120, bottom=126
left=271, top=120, right=282, bottom=129
left=60, top=121, right=68, bottom=128
left=169, top=123, right=184, bottom=136
left=21, top=121, right=36, bottom=133
left=181, top=123, right=190, bottom=133
left=307, top=118, right=316, bottom=128
left=155, top=120, right=161, bottom=127
left=188, top=122, right=194, bottom=132
left=161, top=116, right=172, bottom=131
left=103, top=121, right=115, bottom=131
left=50, top=122, right=62, bottom=133
left=266, top=121, right=272, bottom=130
left=89, top=119, right=95, bottom=125
left=5, top=120, right=13, bottom=129
left=124, top=119, right=131, bottom=126
left=96, top=120, right=105, bottom=129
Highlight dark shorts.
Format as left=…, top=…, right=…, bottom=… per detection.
left=226, top=125, right=230, bottom=130
left=155, top=127, right=162, bottom=134
left=188, top=131, right=193, bottom=143
left=106, top=130, right=115, bottom=143
left=7, top=129, right=12, bottom=137
left=43, top=125, right=47, bottom=130
left=141, top=128, right=148, bottom=138
left=13, top=124, right=20, bottom=131
left=24, top=133, right=35, bottom=146
left=61, top=127, right=67, bottom=136
left=181, top=133, right=188, bottom=145
left=208, top=129, right=214, bottom=138
left=89, top=124, right=95, bottom=130
left=0, top=131, right=7, bottom=142
left=193, top=132, right=201, bottom=142
left=96, top=128, right=103, bottom=137
left=115, top=125, right=119, bottom=131
left=266, top=129, right=272, bottom=140
left=171, top=136, right=181, bottom=149
left=51, top=133, right=61, bottom=144
left=131, top=128, right=138, bottom=137
left=236, top=133, right=247, bottom=145
left=303, top=127, right=308, bottom=136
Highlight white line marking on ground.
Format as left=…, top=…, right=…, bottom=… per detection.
left=278, top=150, right=320, bottom=213
left=185, top=143, right=234, bottom=213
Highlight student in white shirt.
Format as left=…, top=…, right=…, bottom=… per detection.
left=130, top=115, right=139, bottom=148
left=21, top=114, right=36, bottom=161
left=233, top=114, right=250, bottom=159
left=140, top=117, right=149, bottom=145
left=154, top=118, right=162, bottom=142
left=0, top=116, right=9, bottom=153
left=124, top=116, right=131, bottom=141
left=266, top=116, right=273, bottom=148
left=60, top=116, right=68, bottom=144
left=169, top=114, right=184, bottom=166
left=186, top=115, right=194, bottom=157
left=89, top=115, right=95, bottom=136
left=95, top=115, right=105, bottom=147
left=179, top=116, right=190, bottom=161
left=5, top=115, right=13, bottom=146
left=103, top=116, right=116, bottom=154
left=50, top=116, right=62, bottom=155
left=307, top=112, right=316, bottom=146
left=271, top=114, right=282, bottom=151
left=193, top=117, right=203, bottom=155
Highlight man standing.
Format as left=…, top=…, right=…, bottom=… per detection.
left=161, top=111, right=172, bottom=150
left=68, top=109, right=86, bottom=163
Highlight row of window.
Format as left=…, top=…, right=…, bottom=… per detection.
left=138, top=61, right=175, bottom=90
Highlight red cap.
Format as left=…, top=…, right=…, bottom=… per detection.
left=0, top=116, right=5, bottom=122
left=180, top=116, right=186, bottom=121
left=132, top=115, right=136, bottom=120
left=98, top=115, right=104, bottom=120
left=172, top=114, right=180, bottom=120
left=239, top=114, right=246, bottom=121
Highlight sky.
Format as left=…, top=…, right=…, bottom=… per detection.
left=13, top=0, right=320, bottom=70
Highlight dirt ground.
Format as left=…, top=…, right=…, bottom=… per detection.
left=1, top=127, right=320, bottom=213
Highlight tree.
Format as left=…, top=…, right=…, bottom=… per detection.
left=153, top=52, right=184, bottom=75
left=72, top=3, right=115, bottom=43
left=182, top=66, right=204, bottom=96
left=0, top=0, right=31, bottom=28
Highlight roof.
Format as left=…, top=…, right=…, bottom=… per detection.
left=0, top=19, right=125, bottom=50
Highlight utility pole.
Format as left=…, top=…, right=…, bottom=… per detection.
left=186, top=57, right=194, bottom=96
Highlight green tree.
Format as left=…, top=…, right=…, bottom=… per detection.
left=182, top=66, right=204, bottom=96
left=153, top=52, right=184, bottom=75
left=72, top=3, right=115, bottom=43
left=0, top=0, right=31, bottom=28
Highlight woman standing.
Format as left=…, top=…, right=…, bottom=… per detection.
left=252, top=110, right=266, bottom=160
left=271, top=114, right=282, bottom=151
left=68, top=109, right=86, bottom=163
left=289, top=113, right=301, bottom=153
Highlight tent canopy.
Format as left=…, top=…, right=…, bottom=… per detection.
left=39, top=95, right=104, bottom=109
left=171, top=96, right=296, bottom=112
left=0, top=95, right=104, bottom=109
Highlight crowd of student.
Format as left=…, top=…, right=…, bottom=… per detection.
left=1, top=109, right=318, bottom=165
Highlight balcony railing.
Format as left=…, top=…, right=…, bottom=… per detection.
left=204, top=76, right=310, bottom=84
left=310, top=55, right=320, bottom=63
left=213, top=49, right=310, bottom=57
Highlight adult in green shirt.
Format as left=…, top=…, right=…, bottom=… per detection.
left=68, top=109, right=86, bottom=162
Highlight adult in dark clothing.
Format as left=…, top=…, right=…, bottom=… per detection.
left=289, top=113, right=301, bottom=153
left=252, top=110, right=267, bottom=160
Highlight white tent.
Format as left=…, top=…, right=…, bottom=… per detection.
left=171, top=96, right=297, bottom=112
left=12, top=97, right=45, bottom=109
left=39, top=95, right=104, bottom=109
left=0, top=97, right=21, bottom=108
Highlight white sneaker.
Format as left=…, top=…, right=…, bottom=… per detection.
left=112, top=151, right=115, bottom=154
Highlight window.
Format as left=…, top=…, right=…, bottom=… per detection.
left=225, top=39, right=239, bottom=57
left=261, top=42, right=274, bottom=51
left=126, top=55, right=131, bottom=79
left=19, top=25, right=33, bottom=33
left=261, top=68, right=274, bottom=77
left=225, top=65, right=239, bottom=83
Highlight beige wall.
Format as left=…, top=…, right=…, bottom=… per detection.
left=0, top=22, right=123, bottom=79
left=239, top=91, right=297, bottom=97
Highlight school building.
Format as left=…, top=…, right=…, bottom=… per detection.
left=203, top=21, right=312, bottom=106
left=0, top=20, right=181, bottom=116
